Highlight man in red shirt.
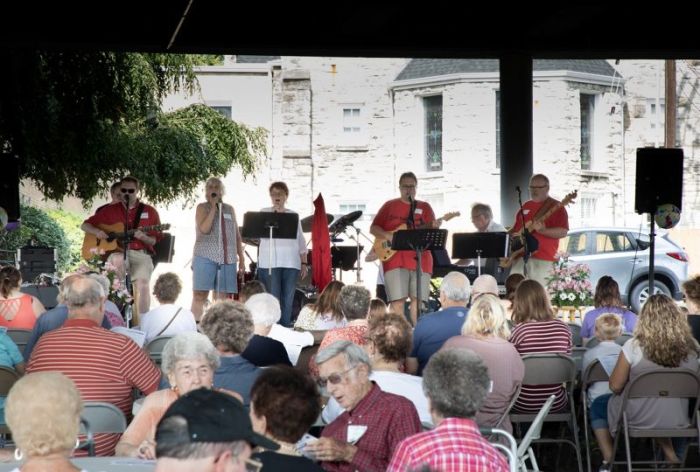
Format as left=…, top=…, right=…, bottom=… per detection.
left=508, top=173, right=569, bottom=286
left=82, top=176, right=162, bottom=314
left=27, top=275, right=161, bottom=456
left=370, top=172, right=439, bottom=326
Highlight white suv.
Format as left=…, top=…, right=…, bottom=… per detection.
left=559, top=227, right=689, bottom=313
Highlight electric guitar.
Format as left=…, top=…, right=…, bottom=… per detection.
left=82, top=223, right=171, bottom=260
left=373, top=211, right=460, bottom=262
left=500, top=191, right=577, bottom=268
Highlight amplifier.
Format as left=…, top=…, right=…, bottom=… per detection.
left=17, top=246, right=56, bottom=282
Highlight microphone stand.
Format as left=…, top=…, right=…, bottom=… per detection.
left=122, top=194, right=134, bottom=328
left=515, top=186, right=529, bottom=278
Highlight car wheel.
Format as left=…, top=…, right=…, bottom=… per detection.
left=630, top=279, right=672, bottom=312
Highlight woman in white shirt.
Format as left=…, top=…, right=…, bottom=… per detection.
left=256, top=182, right=308, bottom=327
left=140, top=273, right=197, bottom=342
left=294, top=280, right=346, bottom=331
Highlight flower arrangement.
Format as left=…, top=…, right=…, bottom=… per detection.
left=546, top=252, right=594, bottom=309
left=76, top=248, right=132, bottom=308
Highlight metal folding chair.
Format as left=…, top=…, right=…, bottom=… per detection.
left=0, top=366, right=20, bottom=435
left=144, top=335, right=173, bottom=367
left=78, top=401, right=127, bottom=457
left=6, top=328, right=32, bottom=354
left=568, top=322, right=583, bottom=347
left=585, top=333, right=633, bottom=349
left=510, top=354, right=584, bottom=472
left=609, top=368, right=700, bottom=472
left=481, top=426, right=519, bottom=472
left=580, top=359, right=610, bottom=472
left=516, top=394, right=556, bottom=472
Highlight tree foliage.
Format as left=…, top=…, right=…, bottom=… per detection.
left=0, top=50, right=266, bottom=205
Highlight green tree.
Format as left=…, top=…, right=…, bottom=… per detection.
left=0, top=51, right=266, bottom=205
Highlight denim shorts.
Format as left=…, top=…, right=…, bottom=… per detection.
left=589, top=393, right=612, bottom=429
left=192, top=255, right=237, bottom=293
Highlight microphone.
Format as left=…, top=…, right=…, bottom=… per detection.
left=516, top=186, right=521, bottom=192
left=211, top=192, right=218, bottom=198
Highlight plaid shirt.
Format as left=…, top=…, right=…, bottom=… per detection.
left=321, top=382, right=421, bottom=472
left=387, top=417, right=510, bottom=472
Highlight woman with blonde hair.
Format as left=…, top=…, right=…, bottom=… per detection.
left=607, top=294, right=700, bottom=466
left=509, top=279, right=572, bottom=413
left=294, top=280, right=345, bottom=330
left=6, top=372, right=83, bottom=471
left=442, top=294, right=524, bottom=432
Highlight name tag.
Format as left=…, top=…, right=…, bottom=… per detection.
left=140, top=212, right=149, bottom=219
left=347, top=425, right=367, bottom=444
left=523, top=209, right=530, bottom=215
left=224, top=213, right=233, bottom=220
left=415, top=208, right=423, bottom=215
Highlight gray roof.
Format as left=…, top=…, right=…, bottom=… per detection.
left=396, top=59, right=618, bottom=81
left=236, top=55, right=280, bottom=63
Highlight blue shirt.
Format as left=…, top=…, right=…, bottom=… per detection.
left=214, top=355, right=262, bottom=408
left=0, top=327, right=23, bottom=424
left=411, top=306, right=468, bottom=375
left=23, top=304, right=112, bottom=362
left=580, top=306, right=637, bottom=339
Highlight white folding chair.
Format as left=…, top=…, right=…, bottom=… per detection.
left=516, top=394, right=556, bottom=472
left=481, top=426, right=518, bottom=472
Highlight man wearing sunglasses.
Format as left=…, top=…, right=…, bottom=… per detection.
left=507, top=173, right=569, bottom=286
left=81, top=175, right=162, bottom=314
left=306, top=340, right=421, bottom=471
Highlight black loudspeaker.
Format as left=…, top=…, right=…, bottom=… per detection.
left=152, top=233, right=175, bottom=266
left=17, top=246, right=57, bottom=283
left=0, top=154, right=21, bottom=223
left=634, top=147, right=683, bottom=214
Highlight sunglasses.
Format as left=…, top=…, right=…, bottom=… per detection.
left=317, top=366, right=357, bottom=388
left=120, top=188, right=136, bottom=193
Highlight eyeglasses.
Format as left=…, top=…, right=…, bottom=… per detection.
left=317, top=366, right=357, bottom=388
left=529, top=185, right=547, bottom=190
left=120, top=188, right=136, bottom=193
left=400, top=185, right=417, bottom=189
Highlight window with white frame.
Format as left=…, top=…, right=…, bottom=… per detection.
left=423, top=95, right=443, bottom=172
left=580, top=93, right=595, bottom=170
left=579, top=195, right=598, bottom=226
left=339, top=105, right=366, bottom=147
left=209, top=105, right=232, bottom=119
left=338, top=203, right=371, bottom=222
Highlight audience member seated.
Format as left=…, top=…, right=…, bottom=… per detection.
left=199, top=300, right=262, bottom=407
left=682, top=275, right=700, bottom=342
left=387, top=349, right=509, bottom=472
left=305, top=340, right=421, bottom=471
left=509, top=279, right=572, bottom=413
left=116, top=332, right=228, bottom=459
left=154, top=388, right=277, bottom=472
left=246, top=293, right=313, bottom=366
left=581, top=313, right=623, bottom=471
left=470, top=274, right=499, bottom=303
left=22, top=274, right=112, bottom=362
left=27, top=275, right=161, bottom=456
left=0, top=327, right=24, bottom=427
left=86, top=272, right=125, bottom=327
left=581, top=275, right=637, bottom=343
left=408, top=271, right=470, bottom=375
left=242, top=294, right=293, bottom=367
left=250, top=366, right=324, bottom=471
left=295, top=281, right=346, bottom=330
left=139, top=272, right=197, bottom=342
left=309, top=285, right=371, bottom=377
left=6, top=372, right=84, bottom=472
left=238, top=280, right=266, bottom=304
left=323, top=312, right=432, bottom=427
left=502, top=273, right=525, bottom=319
left=608, top=294, right=700, bottom=465
left=368, top=298, right=388, bottom=320
left=0, top=265, right=44, bottom=329
left=442, top=293, right=524, bottom=432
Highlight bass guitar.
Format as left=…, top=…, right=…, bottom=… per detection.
left=82, top=223, right=171, bottom=260
left=373, top=211, right=460, bottom=262
left=500, top=191, right=577, bottom=268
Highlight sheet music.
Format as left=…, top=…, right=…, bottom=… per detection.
left=111, top=326, right=147, bottom=348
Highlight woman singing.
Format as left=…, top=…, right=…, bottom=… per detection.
left=257, top=181, right=307, bottom=327
left=191, top=177, right=245, bottom=321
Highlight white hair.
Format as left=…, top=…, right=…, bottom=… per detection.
left=440, top=271, right=471, bottom=302
left=245, top=293, right=281, bottom=327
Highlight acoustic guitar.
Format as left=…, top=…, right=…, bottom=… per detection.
left=82, top=223, right=171, bottom=260
left=373, top=211, right=460, bottom=262
left=500, top=191, right=577, bottom=268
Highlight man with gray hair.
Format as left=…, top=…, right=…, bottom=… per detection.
left=305, top=340, right=420, bottom=472
left=27, top=275, right=161, bottom=456
left=388, top=349, right=509, bottom=471
left=407, top=271, right=470, bottom=375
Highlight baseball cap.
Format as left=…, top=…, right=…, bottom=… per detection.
left=156, top=388, right=279, bottom=450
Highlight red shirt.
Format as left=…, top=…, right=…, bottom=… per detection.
left=27, top=318, right=161, bottom=456
left=84, top=201, right=162, bottom=253
left=320, top=382, right=421, bottom=472
left=511, top=199, right=568, bottom=261
left=388, top=417, right=510, bottom=472
left=372, top=198, right=435, bottom=273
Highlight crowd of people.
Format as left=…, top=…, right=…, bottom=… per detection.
left=2, top=171, right=700, bottom=472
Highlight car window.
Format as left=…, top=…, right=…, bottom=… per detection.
left=595, top=232, right=632, bottom=253
left=561, top=232, right=587, bottom=255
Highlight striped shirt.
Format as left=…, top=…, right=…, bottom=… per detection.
left=387, top=417, right=510, bottom=472
left=27, top=319, right=161, bottom=456
left=509, top=318, right=572, bottom=413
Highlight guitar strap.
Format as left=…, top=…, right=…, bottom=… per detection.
left=133, top=202, right=146, bottom=229
left=532, top=197, right=558, bottom=222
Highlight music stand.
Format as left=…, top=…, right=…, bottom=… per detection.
left=391, top=228, right=447, bottom=316
left=451, top=232, right=510, bottom=276
left=241, top=212, right=299, bottom=276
